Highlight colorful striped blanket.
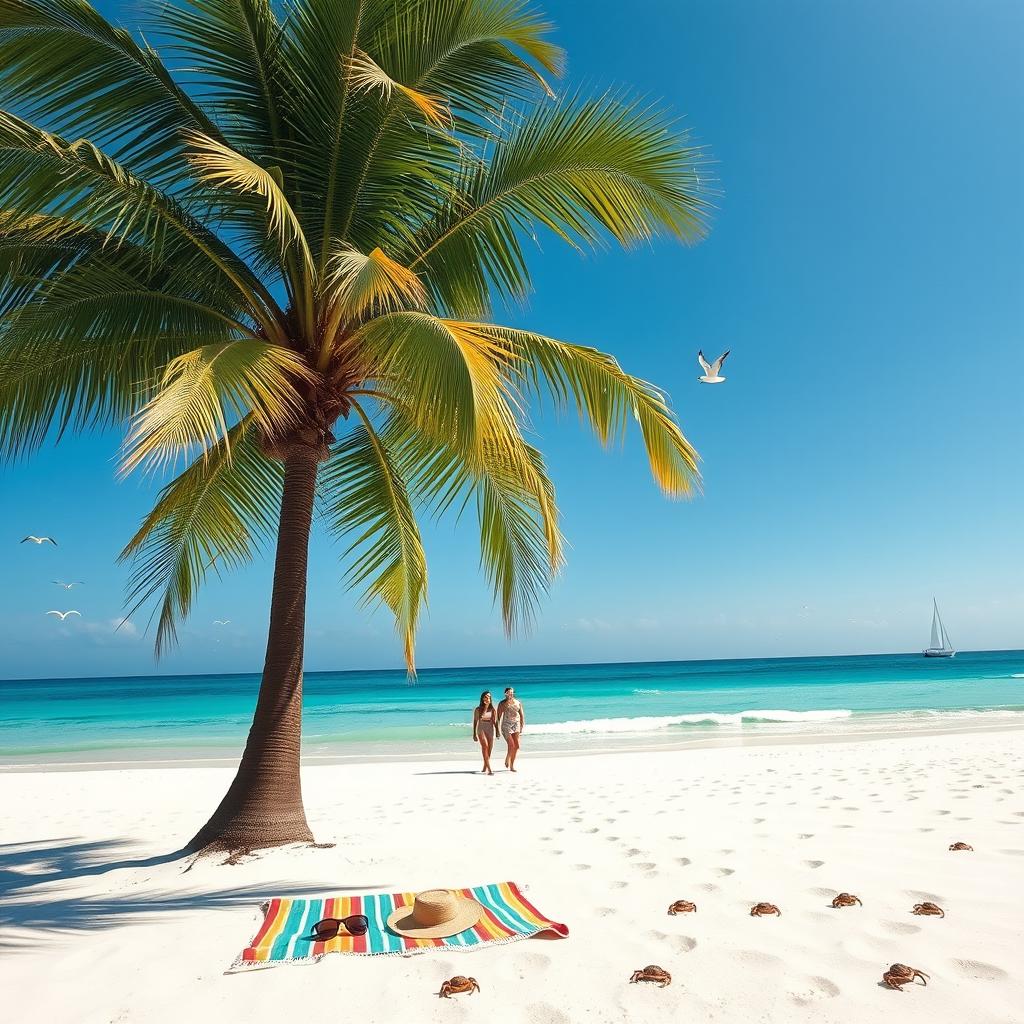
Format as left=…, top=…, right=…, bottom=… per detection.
left=232, top=882, right=568, bottom=969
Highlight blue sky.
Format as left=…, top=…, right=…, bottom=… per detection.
left=2, top=0, right=1023, bottom=679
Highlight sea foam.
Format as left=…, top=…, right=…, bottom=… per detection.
left=527, top=709, right=853, bottom=735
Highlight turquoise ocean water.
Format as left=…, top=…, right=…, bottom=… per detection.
left=2, top=650, right=1024, bottom=768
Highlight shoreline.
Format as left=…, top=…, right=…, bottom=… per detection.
left=4, top=715, right=1024, bottom=773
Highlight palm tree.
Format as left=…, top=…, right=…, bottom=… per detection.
left=0, top=0, right=709, bottom=853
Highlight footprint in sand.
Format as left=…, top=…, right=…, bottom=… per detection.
left=674, top=857, right=692, bottom=867
left=525, top=1003, right=571, bottom=1024
left=803, top=860, right=825, bottom=869
left=646, top=929, right=697, bottom=952
left=798, top=833, right=814, bottom=839
left=905, top=889, right=944, bottom=903
left=874, top=920, right=921, bottom=936
left=715, top=867, right=735, bottom=877
left=951, top=959, right=1008, bottom=981
left=572, top=863, right=591, bottom=871
left=595, top=906, right=617, bottom=917
left=583, top=827, right=599, bottom=834
left=736, top=949, right=784, bottom=968
left=610, top=880, right=629, bottom=889
left=635, top=862, right=657, bottom=871
left=517, top=951, right=552, bottom=971
left=999, top=848, right=1024, bottom=856
left=697, top=882, right=719, bottom=892
left=789, top=976, right=841, bottom=1004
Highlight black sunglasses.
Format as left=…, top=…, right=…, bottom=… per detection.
left=310, top=915, right=369, bottom=940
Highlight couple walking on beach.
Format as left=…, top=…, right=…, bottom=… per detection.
left=472, top=687, right=525, bottom=775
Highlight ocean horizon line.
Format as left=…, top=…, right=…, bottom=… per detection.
left=4, top=646, right=1024, bottom=686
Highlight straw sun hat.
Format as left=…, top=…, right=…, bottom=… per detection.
left=386, top=889, right=482, bottom=939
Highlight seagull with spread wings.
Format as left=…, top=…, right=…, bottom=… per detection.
left=53, top=581, right=84, bottom=590
left=46, top=610, right=81, bottom=620
left=21, top=535, right=57, bottom=545
left=213, top=619, right=231, bottom=625
left=697, top=350, right=730, bottom=384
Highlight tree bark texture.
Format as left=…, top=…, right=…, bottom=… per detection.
left=187, top=449, right=320, bottom=852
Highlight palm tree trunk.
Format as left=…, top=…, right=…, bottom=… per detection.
left=187, top=448, right=320, bottom=853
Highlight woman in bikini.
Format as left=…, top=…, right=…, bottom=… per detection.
left=472, top=690, right=496, bottom=775
left=497, top=686, right=525, bottom=772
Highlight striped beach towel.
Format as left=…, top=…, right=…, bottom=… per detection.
left=232, top=881, right=568, bottom=969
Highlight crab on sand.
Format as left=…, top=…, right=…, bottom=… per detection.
left=911, top=902, right=945, bottom=918
left=749, top=902, right=781, bottom=917
left=629, top=965, right=671, bottom=987
left=667, top=899, right=697, bottom=915
left=882, top=963, right=929, bottom=990
left=831, top=893, right=862, bottom=908
left=948, top=842, right=973, bottom=851
left=439, top=976, right=480, bottom=998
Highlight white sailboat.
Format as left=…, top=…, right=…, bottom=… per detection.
left=923, top=598, right=955, bottom=658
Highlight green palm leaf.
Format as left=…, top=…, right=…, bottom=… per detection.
left=407, top=91, right=711, bottom=314
left=120, top=416, right=283, bottom=655
left=122, top=341, right=313, bottom=475
left=320, top=405, right=427, bottom=672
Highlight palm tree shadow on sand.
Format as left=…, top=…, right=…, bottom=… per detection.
left=0, top=837, right=386, bottom=953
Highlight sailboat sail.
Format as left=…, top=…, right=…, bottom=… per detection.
left=936, top=604, right=952, bottom=651
left=924, top=599, right=955, bottom=657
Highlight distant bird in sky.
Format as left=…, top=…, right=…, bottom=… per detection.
left=213, top=619, right=231, bottom=625
left=53, top=581, right=84, bottom=590
left=46, top=610, right=81, bottom=620
left=697, top=350, right=730, bottom=384
left=21, top=535, right=57, bottom=545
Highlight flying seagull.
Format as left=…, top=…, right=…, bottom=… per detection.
left=21, top=535, right=57, bottom=545
left=53, top=581, right=84, bottom=590
left=46, top=610, right=81, bottom=620
left=213, top=619, right=231, bottom=625
left=697, top=350, right=730, bottom=384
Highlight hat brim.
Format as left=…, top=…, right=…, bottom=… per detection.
left=385, top=897, right=482, bottom=939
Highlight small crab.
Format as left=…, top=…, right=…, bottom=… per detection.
left=949, top=842, right=973, bottom=851
left=831, top=892, right=862, bottom=908
left=911, top=902, right=945, bottom=918
left=749, top=902, right=782, bottom=917
left=630, top=965, right=671, bottom=987
left=882, top=963, right=929, bottom=990
left=438, top=976, right=480, bottom=999
left=667, top=899, right=697, bottom=915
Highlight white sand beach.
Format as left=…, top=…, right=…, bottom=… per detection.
left=2, top=727, right=1023, bottom=1024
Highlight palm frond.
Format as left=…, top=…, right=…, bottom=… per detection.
left=324, top=244, right=426, bottom=323
left=348, top=49, right=451, bottom=128
left=0, top=0, right=221, bottom=181
left=0, top=109, right=286, bottom=338
left=120, top=416, right=283, bottom=655
left=122, top=341, right=313, bottom=475
left=492, top=326, right=701, bottom=497
left=382, top=412, right=562, bottom=636
left=355, top=311, right=522, bottom=462
left=184, top=131, right=314, bottom=274
left=158, top=0, right=288, bottom=162
left=320, top=404, right=427, bottom=672
left=406, top=91, right=712, bottom=313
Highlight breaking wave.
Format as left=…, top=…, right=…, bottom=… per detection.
left=527, top=709, right=854, bottom=736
